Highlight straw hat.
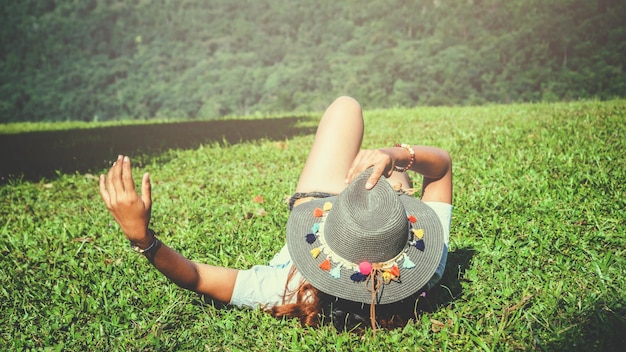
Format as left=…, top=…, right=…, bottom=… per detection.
left=286, top=168, right=444, bottom=305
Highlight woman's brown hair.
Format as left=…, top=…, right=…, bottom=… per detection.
left=269, top=267, right=420, bottom=333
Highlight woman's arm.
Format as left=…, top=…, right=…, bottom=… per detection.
left=346, top=145, right=453, bottom=204
left=99, top=155, right=237, bottom=303
left=141, top=240, right=238, bottom=303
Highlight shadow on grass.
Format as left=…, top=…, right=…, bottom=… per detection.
left=546, top=300, right=626, bottom=351
left=0, top=116, right=315, bottom=184
left=418, top=247, right=476, bottom=313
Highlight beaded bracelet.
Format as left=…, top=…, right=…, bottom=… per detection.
left=393, top=143, right=415, bottom=172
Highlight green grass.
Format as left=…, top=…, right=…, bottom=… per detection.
left=1, top=100, right=625, bottom=350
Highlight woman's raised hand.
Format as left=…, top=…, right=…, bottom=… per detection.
left=99, top=155, right=153, bottom=246
left=345, top=148, right=396, bottom=189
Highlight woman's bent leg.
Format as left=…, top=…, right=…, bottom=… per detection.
left=295, top=96, right=364, bottom=194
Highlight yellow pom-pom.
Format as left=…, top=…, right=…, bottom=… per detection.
left=382, top=271, right=393, bottom=283
left=323, top=202, right=333, bottom=211
left=310, top=247, right=322, bottom=258
left=412, top=228, right=424, bottom=240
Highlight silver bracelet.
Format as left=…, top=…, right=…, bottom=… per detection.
left=130, top=230, right=159, bottom=254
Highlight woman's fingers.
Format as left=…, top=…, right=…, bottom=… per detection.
left=99, top=174, right=110, bottom=206
left=105, top=156, right=119, bottom=204
left=345, top=152, right=363, bottom=183
left=122, top=156, right=135, bottom=192
left=141, top=172, right=152, bottom=210
left=108, top=155, right=125, bottom=196
left=346, top=149, right=394, bottom=188
left=365, top=163, right=386, bottom=189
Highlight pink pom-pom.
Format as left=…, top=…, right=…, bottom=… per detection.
left=358, top=261, right=373, bottom=275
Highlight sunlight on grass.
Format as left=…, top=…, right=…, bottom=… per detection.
left=1, top=100, right=624, bottom=350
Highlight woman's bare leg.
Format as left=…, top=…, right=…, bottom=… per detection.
left=386, top=169, right=413, bottom=190
left=295, top=96, right=364, bottom=194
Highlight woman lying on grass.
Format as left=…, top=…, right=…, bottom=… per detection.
left=99, top=96, right=453, bottom=334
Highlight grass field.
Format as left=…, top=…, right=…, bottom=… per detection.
left=1, top=100, right=625, bottom=350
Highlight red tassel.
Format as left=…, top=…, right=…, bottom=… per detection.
left=313, top=208, right=324, bottom=217
left=408, top=215, right=417, bottom=223
left=319, top=258, right=331, bottom=271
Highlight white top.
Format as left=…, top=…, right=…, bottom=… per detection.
left=230, top=201, right=453, bottom=308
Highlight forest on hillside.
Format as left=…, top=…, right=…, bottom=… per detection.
left=1, top=0, right=625, bottom=122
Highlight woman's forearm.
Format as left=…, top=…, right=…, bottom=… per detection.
left=381, top=145, right=451, bottom=180
left=410, top=145, right=451, bottom=180
left=140, top=234, right=238, bottom=303
left=142, top=237, right=201, bottom=290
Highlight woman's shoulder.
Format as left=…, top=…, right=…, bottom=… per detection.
left=230, top=262, right=300, bottom=308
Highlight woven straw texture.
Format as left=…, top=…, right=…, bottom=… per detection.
left=286, top=169, right=444, bottom=304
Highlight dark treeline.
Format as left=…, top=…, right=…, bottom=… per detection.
left=1, top=0, right=625, bottom=122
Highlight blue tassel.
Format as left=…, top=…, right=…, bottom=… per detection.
left=330, top=265, right=341, bottom=279
left=311, top=223, right=320, bottom=233
left=350, top=272, right=367, bottom=282
left=414, top=240, right=425, bottom=251
left=305, top=233, right=317, bottom=244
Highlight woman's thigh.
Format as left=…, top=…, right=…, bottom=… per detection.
left=295, top=96, right=364, bottom=194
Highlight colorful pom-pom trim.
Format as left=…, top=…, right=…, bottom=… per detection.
left=382, top=271, right=394, bottom=282
left=310, top=247, right=322, bottom=258
left=350, top=272, right=367, bottom=282
left=304, top=204, right=426, bottom=286
left=329, top=265, right=342, bottom=279
left=412, top=228, right=424, bottom=240
left=305, top=233, right=317, bottom=244
left=359, top=261, right=373, bottom=275
left=402, top=255, right=416, bottom=269
left=319, top=258, right=331, bottom=271
left=389, top=265, right=400, bottom=277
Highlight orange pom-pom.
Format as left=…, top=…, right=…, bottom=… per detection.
left=389, top=265, right=400, bottom=277
left=313, top=208, right=324, bottom=217
left=408, top=215, right=417, bottom=223
left=319, top=258, right=331, bottom=271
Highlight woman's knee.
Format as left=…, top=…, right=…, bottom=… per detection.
left=324, top=96, right=363, bottom=125
left=330, top=96, right=361, bottom=112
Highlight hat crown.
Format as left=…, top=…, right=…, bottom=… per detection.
left=324, top=171, right=409, bottom=264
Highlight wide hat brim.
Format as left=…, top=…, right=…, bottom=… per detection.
left=286, top=172, right=444, bottom=305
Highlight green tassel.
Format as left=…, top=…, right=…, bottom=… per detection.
left=330, top=265, right=341, bottom=279
left=403, top=256, right=416, bottom=269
